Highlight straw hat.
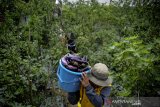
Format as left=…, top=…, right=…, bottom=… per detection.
left=88, top=63, right=112, bottom=86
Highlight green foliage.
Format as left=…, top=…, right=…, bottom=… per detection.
left=0, top=0, right=160, bottom=106
left=61, top=0, right=160, bottom=97
left=0, top=0, right=61, bottom=106
left=109, top=36, right=155, bottom=96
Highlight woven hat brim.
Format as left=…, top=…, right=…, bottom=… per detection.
left=87, top=73, right=112, bottom=87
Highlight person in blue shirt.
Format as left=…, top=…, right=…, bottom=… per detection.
left=67, top=63, right=112, bottom=107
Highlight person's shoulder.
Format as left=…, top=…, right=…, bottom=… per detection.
left=102, top=84, right=112, bottom=88
left=101, top=86, right=111, bottom=91
left=100, top=86, right=111, bottom=96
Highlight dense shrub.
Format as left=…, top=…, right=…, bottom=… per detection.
left=0, top=0, right=160, bottom=106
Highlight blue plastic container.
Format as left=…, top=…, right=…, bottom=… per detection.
left=57, top=60, right=91, bottom=92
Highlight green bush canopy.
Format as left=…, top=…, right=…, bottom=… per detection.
left=0, top=0, right=160, bottom=106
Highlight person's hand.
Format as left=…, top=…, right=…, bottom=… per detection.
left=80, top=72, right=90, bottom=87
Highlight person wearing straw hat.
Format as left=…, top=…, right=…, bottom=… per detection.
left=67, top=63, right=112, bottom=107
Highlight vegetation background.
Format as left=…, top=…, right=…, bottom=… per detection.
left=0, top=0, right=160, bottom=106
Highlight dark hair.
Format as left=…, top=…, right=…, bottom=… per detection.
left=67, top=33, right=77, bottom=53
